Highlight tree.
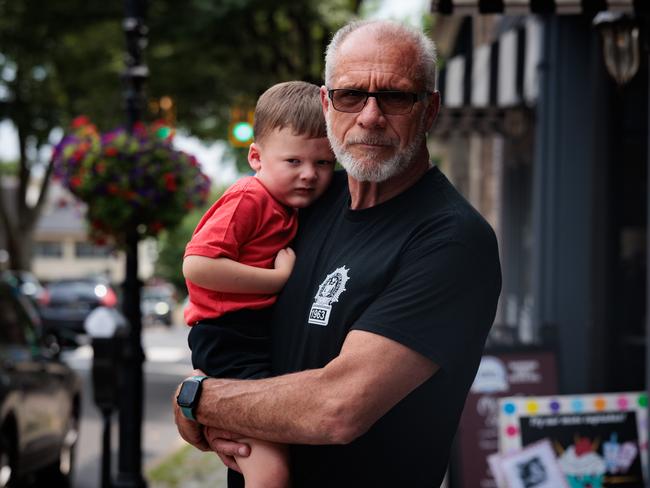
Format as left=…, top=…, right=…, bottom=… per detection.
left=146, top=0, right=363, bottom=172
left=0, top=0, right=124, bottom=270
left=0, top=0, right=363, bottom=270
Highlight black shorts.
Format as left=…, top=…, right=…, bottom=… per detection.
left=188, top=308, right=272, bottom=380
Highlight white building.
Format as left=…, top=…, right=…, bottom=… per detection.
left=2, top=176, right=155, bottom=284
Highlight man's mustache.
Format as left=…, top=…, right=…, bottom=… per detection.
left=345, top=135, right=398, bottom=147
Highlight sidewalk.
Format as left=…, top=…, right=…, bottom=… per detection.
left=147, top=445, right=228, bottom=488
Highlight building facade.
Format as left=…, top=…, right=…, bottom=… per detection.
left=430, top=1, right=648, bottom=396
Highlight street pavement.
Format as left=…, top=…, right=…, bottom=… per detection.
left=62, top=321, right=193, bottom=488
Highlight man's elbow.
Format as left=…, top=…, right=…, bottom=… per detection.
left=321, top=396, right=373, bottom=445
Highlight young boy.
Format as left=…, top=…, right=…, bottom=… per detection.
left=182, top=81, right=335, bottom=488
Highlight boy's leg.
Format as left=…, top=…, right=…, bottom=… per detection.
left=188, top=319, right=271, bottom=378
left=188, top=322, right=230, bottom=375
left=187, top=315, right=283, bottom=487
left=235, top=439, right=290, bottom=488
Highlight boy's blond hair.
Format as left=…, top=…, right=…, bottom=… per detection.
left=254, top=81, right=326, bottom=143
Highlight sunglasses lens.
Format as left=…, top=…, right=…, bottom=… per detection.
left=330, top=90, right=419, bottom=115
left=377, top=92, right=414, bottom=114
left=332, top=90, right=367, bottom=112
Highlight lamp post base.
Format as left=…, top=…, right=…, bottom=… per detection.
left=113, top=473, right=148, bottom=488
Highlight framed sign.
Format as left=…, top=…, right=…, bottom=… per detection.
left=498, top=392, right=648, bottom=487
left=452, top=348, right=558, bottom=488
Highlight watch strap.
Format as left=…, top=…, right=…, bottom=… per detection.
left=179, top=375, right=208, bottom=421
left=180, top=404, right=195, bottom=421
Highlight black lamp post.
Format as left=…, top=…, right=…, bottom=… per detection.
left=114, top=0, right=148, bottom=487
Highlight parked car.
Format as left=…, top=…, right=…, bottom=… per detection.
left=4, top=270, right=48, bottom=308
left=39, top=278, right=118, bottom=345
left=141, top=284, right=175, bottom=326
left=0, top=271, right=82, bottom=487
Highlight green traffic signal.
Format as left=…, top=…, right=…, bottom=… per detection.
left=232, top=121, right=254, bottom=142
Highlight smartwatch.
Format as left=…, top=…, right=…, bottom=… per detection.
left=176, top=375, right=209, bottom=421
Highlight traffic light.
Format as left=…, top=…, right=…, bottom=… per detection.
left=228, top=108, right=254, bottom=148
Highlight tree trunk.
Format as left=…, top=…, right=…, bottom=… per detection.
left=0, top=122, right=52, bottom=271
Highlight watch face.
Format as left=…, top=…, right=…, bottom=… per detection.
left=177, top=379, right=201, bottom=407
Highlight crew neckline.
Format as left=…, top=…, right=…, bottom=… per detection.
left=343, top=166, right=441, bottom=222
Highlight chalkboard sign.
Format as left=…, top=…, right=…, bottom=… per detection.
left=498, top=392, right=648, bottom=487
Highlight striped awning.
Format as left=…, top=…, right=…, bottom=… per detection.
left=432, top=0, right=646, bottom=16
left=438, top=17, right=542, bottom=110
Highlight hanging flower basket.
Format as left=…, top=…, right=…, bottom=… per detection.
left=51, top=116, right=211, bottom=245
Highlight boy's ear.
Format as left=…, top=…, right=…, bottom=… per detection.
left=248, top=142, right=262, bottom=172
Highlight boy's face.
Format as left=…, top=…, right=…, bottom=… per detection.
left=248, top=128, right=335, bottom=208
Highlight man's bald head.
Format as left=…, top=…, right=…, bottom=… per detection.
left=324, top=20, right=437, bottom=92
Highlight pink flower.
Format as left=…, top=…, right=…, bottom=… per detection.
left=71, top=115, right=90, bottom=129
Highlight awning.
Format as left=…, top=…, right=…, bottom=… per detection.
left=439, top=17, right=542, bottom=109
left=432, top=0, right=644, bottom=16
left=433, top=17, right=542, bottom=136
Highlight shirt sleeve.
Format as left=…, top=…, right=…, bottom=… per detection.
left=184, top=187, right=262, bottom=260
left=351, top=235, right=501, bottom=372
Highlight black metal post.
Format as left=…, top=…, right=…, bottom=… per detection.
left=641, top=11, right=650, bottom=487
left=102, top=409, right=113, bottom=488
left=115, top=1, right=148, bottom=487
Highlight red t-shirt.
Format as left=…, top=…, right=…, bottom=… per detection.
left=184, top=176, right=297, bottom=324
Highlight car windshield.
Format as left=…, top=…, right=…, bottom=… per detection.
left=48, top=281, right=101, bottom=300
left=142, top=287, right=172, bottom=301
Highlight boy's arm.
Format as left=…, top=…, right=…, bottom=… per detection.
left=183, top=249, right=295, bottom=294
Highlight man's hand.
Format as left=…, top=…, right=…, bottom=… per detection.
left=173, top=382, right=211, bottom=451
left=204, top=427, right=251, bottom=473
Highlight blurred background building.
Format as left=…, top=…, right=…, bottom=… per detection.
left=429, top=0, right=647, bottom=397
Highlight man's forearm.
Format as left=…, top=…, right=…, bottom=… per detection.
left=194, top=367, right=355, bottom=445
left=189, top=330, right=437, bottom=446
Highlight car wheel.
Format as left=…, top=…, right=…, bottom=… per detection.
left=39, top=415, right=79, bottom=488
left=0, top=427, right=16, bottom=488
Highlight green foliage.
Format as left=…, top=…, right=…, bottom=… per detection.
left=146, top=0, right=363, bottom=170
left=0, top=1, right=125, bottom=142
left=0, top=161, right=18, bottom=175
left=0, top=0, right=362, bottom=268
left=154, top=187, right=225, bottom=296
left=147, top=444, right=227, bottom=488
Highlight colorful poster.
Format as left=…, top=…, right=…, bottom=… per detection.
left=452, top=350, right=558, bottom=488
left=498, top=392, right=648, bottom=487
left=488, top=439, right=569, bottom=488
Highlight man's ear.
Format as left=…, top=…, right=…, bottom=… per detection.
left=248, top=143, right=262, bottom=172
left=424, top=91, right=441, bottom=131
left=320, top=85, right=329, bottom=116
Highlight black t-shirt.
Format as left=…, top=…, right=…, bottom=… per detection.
left=269, top=167, right=501, bottom=487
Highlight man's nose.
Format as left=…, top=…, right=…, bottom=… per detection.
left=356, top=96, right=386, bottom=128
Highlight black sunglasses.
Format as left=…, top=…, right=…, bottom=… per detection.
left=327, top=88, right=431, bottom=115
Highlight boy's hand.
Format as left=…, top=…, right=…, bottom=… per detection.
left=274, top=248, right=296, bottom=279
left=204, top=426, right=250, bottom=473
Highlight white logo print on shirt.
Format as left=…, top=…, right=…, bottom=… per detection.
left=308, top=266, right=350, bottom=326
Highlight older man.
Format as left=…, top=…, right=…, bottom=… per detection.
left=174, top=19, right=501, bottom=487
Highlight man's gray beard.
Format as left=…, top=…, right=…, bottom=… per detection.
left=326, top=113, right=427, bottom=183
